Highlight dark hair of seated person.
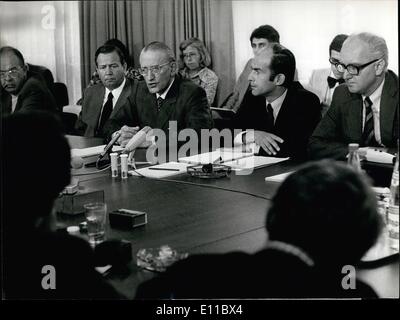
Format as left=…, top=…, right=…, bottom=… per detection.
left=266, top=160, right=381, bottom=268
left=2, top=111, right=121, bottom=299
left=135, top=160, right=381, bottom=299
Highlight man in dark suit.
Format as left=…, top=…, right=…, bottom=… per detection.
left=76, top=45, right=135, bottom=138
left=233, top=43, right=321, bottom=160
left=136, top=160, right=380, bottom=299
left=0, top=46, right=57, bottom=116
left=104, top=41, right=213, bottom=147
left=309, top=32, right=399, bottom=160
left=2, top=111, right=121, bottom=299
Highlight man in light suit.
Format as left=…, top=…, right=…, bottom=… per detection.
left=105, top=41, right=213, bottom=146
left=0, top=46, right=57, bottom=116
left=233, top=44, right=321, bottom=161
left=307, top=34, right=348, bottom=116
left=309, top=32, right=399, bottom=160
left=75, top=45, right=134, bottom=138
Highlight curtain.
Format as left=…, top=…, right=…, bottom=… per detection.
left=79, top=0, right=235, bottom=106
left=0, top=1, right=82, bottom=105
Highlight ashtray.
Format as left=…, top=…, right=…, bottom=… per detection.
left=136, top=245, right=188, bottom=272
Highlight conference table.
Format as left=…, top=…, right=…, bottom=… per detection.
left=63, top=135, right=399, bottom=299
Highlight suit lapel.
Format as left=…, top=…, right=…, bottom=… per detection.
left=92, top=86, right=105, bottom=127
left=1, top=91, right=12, bottom=114
left=273, top=89, right=292, bottom=134
left=157, top=78, right=178, bottom=130
left=111, top=79, right=131, bottom=117
left=379, top=71, right=398, bottom=145
left=346, top=94, right=363, bottom=140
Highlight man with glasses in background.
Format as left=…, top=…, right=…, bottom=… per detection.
left=309, top=32, right=399, bottom=160
left=0, top=46, right=57, bottom=116
left=105, top=41, right=212, bottom=147
left=307, top=34, right=348, bottom=116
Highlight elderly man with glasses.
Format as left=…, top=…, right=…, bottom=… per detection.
left=0, top=46, right=57, bottom=116
left=308, top=32, right=399, bottom=160
left=104, top=41, right=213, bottom=149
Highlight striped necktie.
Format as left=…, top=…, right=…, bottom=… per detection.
left=157, top=97, right=164, bottom=112
left=361, top=96, right=376, bottom=146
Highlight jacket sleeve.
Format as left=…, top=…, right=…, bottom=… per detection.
left=308, top=90, right=349, bottom=160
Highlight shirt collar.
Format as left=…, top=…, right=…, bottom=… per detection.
left=362, top=77, right=385, bottom=109
left=266, top=88, right=288, bottom=111
left=156, top=77, right=175, bottom=100
left=105, top=77, right=126, bottom=98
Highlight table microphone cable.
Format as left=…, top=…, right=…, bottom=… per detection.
left=129, top=168, right=271, bottom=201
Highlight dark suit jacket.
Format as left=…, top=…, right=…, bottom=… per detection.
left=104, top=75, right=213, bottom=140
left=75, top=78, right=135, bottom=138
left=135, top=249, right=377, bottom=299
left=234, top=83, right=321, bottom=160
left=0, top=72, right=57, bottom=116
left=308, top=70, right=399, bottom=160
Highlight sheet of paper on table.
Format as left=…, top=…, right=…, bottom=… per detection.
left=128, top=161, right=190, bottom=178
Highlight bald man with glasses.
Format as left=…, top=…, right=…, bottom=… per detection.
left=309, top=32, right=399, bottom=160
left=104, top=41, right=213, bottom=147
left=0, top=46, right=57, bottom=116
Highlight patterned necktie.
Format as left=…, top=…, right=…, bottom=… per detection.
left=266, top=103, right=274, bottom=130
left=157, top=97, right=164, bottom=112
left=327, top=76, right=345, bottom=89
left=361, top=96, right=375, bottom=146
left=97, top=92, right=113, bottom=134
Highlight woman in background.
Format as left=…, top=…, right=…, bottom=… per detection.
left=179, top=37, right=218, bottom=106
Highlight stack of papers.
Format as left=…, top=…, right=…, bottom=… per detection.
left=225, top=156, right=289, bottom=171
left=178, top=149, right=253, bottom=165
left=265, top=171, right=294, bottom=183
left=128, top=162, right=190, bottom=178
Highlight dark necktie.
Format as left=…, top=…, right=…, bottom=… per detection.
left=157, top=97, right=164, bottom=112
left=266, top=103, right=274, bottom=130
left=97, top=92, right=113, bottom=134
left=327, top=76, right=345, bottom=89
left=361, top=96, right=376, bottom=146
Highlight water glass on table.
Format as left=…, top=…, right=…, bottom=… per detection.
left=84, top=202, right=107, bottom=246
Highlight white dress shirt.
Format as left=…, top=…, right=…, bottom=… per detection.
left=98, top=77, right=126, bottom=124
left=11, top=95, right=18, bottom=113
left=234, top=89, right=288, bottom=148
left=156, top=77, right=175, bottom=100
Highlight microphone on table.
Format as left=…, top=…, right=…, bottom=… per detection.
left=71, top=156, right=84, bottom=169
left=123, top=126, right=152, bottom=153
left=98, top=131, right=122, bottom=160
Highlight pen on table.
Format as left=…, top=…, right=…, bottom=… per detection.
left=148, top=167, right=180, bottom=171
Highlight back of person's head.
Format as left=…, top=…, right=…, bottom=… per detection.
left=140, top=41, right=176, bottom=62
left=2, top=111, right=71, bottom=233
left=329, top=34, right=348, bottom=55
left=0, top=46, right=25, bottom=65
left=104, top=38, right=132, bottom=67
left=95, top=44, right=126, bottom=67
left=250, top=25, right=280, bottom=43
left=266, top=43, right=295, bottom=88
left=266, top=160, right=381, bottom=267
left=179, top=37, right=212, bottom=68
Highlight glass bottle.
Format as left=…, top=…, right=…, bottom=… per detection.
left=348, top=143, right=361, bottom=171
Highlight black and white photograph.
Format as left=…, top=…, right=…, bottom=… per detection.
left=0, top=0, right=398, bottom=307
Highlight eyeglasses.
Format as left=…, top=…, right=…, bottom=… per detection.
left=329, top=58, right=340, bottom=66
left=335, top=58, right=381, bottom=76
left=0, top=66, right=24, bottom=78
left=139, top=61, right=170, bottom=76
